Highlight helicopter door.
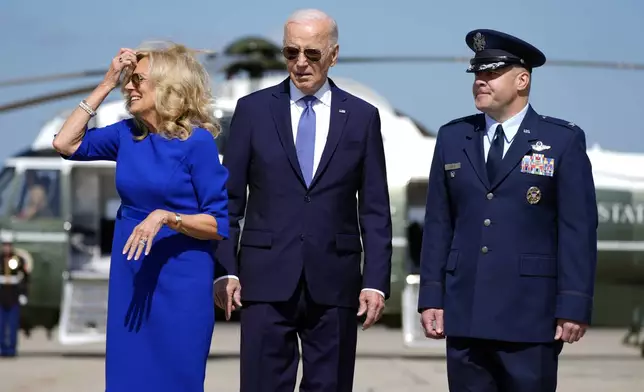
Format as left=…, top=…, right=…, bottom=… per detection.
left=67, top=166, right=117, bottom=274
left=400, top=179, right=446, bottom=349
left=8, top=168, right=66, bottom=319
left=59, top=165, right=117, bottom=345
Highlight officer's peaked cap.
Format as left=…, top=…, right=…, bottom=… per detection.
left=465, top=29, right=546, bottom=73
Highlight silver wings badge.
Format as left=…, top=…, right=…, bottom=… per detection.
left=531, top=141, right=551, bottom=152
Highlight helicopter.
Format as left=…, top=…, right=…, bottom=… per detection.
left=1, top=36, right=644, bottom=350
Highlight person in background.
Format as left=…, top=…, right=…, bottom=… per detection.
left=418, top=29, right=598, bottom=391
left=0, top=232, right=30, bottom=358
left=215, top=8, right=393, bottom=392
left=52, top=42, right=229, bottom=391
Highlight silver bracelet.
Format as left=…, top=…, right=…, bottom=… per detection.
left=79, top=100, right=97, bottom=117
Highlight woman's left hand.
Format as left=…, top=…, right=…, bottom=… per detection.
left=122, top=209, right=171, bottom=260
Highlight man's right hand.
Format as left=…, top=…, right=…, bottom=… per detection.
left=214, top=277, right=242, bottom=320
left=420, top=308, right=445, bottom=339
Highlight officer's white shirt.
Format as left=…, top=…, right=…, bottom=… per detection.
left=483, top=102, right=529, bottom=161
left=216, top=79, right=386, bottom=299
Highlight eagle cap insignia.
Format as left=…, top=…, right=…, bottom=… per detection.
left=473, top=32, right=486, bottom=52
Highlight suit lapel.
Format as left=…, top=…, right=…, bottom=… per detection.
left=270, top=78, right=306, bottom=186
left=310, top=80, right=349, bottom=188
left=463, top=114, right=490, bottom=189
left=489, top=105, right=540, bottom=189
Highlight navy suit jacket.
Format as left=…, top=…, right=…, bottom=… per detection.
left=418, top=105, right=598, bottom=343
left=215, top=78, right=392, bottom=308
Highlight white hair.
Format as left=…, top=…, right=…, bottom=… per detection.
left=284, top=8, right=339, bottom=46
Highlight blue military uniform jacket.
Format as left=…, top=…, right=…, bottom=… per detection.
left=418, top=105, right=598, bottom=343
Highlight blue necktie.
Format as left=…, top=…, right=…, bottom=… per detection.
left=296, top=95, right=316, bottom=186
left=486, top=124, right=504, bottom=182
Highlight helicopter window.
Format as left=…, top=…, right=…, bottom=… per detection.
left=0, top=167, right=17, bottom=218
left=13, top=169, right=61, bottom=220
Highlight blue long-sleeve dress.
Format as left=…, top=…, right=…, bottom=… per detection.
left=62, top=118, right=229, bottom=391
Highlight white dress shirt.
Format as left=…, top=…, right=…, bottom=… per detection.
left=289, top=79, right=331, bottom=178
left=216, top=79, right=385, bottom=299
left=483, top=103, right=529, bottom=161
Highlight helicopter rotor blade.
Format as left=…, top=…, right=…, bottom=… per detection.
left=0, top=69, right=108, bottom=88
left=1, top=51, right=644, bottom=114
left=203, top=53, right=268, bottom=74
left=1, top=54, right=643, bottom=90
left=338, top=55, right=471, bottom=64
left=0, top=84, right=102, bottom=113
left=338, top=55, right=644, bottom=71
left=545, top=58, right=644, bottom=71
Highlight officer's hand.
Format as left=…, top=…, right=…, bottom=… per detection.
left=214, top=278, right=242, bottom=321
left=421, top=308, right=445, bottom=339
left=357, top=290, right=385, bottom=330
left=555, top=318, right=588, bottom=343
left=19, top=295, right=28, bottom=306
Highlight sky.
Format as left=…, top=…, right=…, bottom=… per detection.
left=1, top=0, right=643, bottom=163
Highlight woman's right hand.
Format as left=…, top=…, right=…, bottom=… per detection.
left=102, top=48, right=137, bottom=90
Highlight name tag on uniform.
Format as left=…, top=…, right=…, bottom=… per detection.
left=521, top=153, right=555, bottom=177
left=444, top=162, right=461, bottom=171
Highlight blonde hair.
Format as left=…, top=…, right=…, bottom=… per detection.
left=120, top=41, right=220, bottom=141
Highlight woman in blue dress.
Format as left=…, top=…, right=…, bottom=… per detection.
left=52, top=43, right=229, bottom=391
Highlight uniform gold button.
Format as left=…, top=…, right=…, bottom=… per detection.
left=481, top=246, right=488, bottom=253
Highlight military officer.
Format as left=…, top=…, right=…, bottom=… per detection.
left=418, top=29, right=598, bottom=391
left=0, top=232, right=30, bottom=358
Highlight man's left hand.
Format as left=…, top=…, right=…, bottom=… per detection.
left=214, top=278, right=242, bottom=321
left=555, top=318, right=588, bottom=343
left=357, top=291, right=385, bottom=330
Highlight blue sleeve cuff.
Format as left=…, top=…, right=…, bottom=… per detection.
left=59, top=136, right=89, bottom=161
left=555, top=292, right=593, bottom=324
left=215, top=216, right=229, bottom=240
left=417, top=283, right=444, bottom=312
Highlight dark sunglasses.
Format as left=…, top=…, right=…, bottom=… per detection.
left=282, top=46, right=323, bottom=62
left=130, top=73, right=147, bottom=88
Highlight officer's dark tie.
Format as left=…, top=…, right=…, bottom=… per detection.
left=486, top=124, right=504, bottom=182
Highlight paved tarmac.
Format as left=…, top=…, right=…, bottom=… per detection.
left=1, top=324, right=642, bottom=391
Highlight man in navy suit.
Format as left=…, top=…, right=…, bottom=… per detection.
left=418, top=29, right=598, bottom=391
left=214, top=8, right=392, bottom=391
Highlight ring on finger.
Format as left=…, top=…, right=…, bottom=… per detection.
left=139, top=238, right=147, bottom=246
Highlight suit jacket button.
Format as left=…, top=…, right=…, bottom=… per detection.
left=304, top=196, right=311, bottom=203
left=481, top=246, right=488, bottom=253
left=300, top=234, right=305, bottom=241
left=486, top=193, right=494, bottom=200
left=483, top=219, right=491, bottom=226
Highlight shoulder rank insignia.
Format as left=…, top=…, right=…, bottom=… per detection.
left=443, top=114, right=480, bottom=127
left=541, top=115, right=580, bottom=131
